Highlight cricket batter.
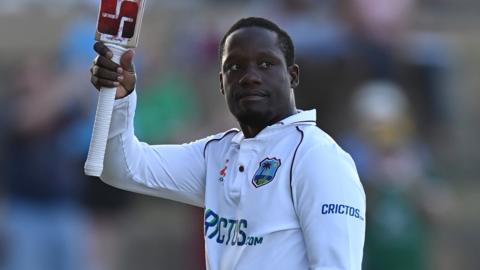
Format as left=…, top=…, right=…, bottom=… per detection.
left=90, top=17, right=365, bottom=270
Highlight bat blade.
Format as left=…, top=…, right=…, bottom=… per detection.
left=95, top=0, right=146, bottom=48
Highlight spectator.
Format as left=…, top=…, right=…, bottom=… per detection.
left=1, top=56, right=93, bottom=270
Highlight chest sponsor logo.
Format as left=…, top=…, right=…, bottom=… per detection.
left=252, top=157, right=281, bottom=188
left=204, top=209, right=263, bottom=246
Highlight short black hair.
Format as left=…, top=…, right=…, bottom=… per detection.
left=219, top=17, right=295, bottom=66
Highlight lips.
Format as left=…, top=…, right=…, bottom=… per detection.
left=235, top=90, right=268, bottom=101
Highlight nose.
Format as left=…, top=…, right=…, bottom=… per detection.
left=239, top=66, right=261, bottom=87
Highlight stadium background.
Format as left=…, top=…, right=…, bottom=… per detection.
left=0, top=0, right=479, bottom=269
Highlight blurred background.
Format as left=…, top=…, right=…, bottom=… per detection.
left=0, top=0, right=478, bottom=269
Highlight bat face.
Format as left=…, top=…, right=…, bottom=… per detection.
left=95, top=0, right=146, bottom=48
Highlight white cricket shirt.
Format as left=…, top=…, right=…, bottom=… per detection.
left=101, top=91, right=366, bottom=270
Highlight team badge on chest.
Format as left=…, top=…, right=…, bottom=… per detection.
left=252, top=158, right=281, bottom=188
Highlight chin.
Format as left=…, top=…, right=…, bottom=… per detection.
left=235, top=109, right=272, bottom=127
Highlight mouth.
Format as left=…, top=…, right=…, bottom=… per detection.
left=236, top=91, right=268, bottom=102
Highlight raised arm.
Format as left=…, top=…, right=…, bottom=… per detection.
left=89, top=42, right=206, bottom=207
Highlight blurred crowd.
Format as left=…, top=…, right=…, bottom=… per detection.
left=0, top=0, right=478, bottom=269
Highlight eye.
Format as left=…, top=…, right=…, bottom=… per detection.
left=231, top=64, right=240, bottom=71
left=258, top=61, right=273, bottom=69
left=225, top=63, right=241, bottom=72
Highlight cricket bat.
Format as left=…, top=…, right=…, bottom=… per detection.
left=85, top=0, right=147, bottom=177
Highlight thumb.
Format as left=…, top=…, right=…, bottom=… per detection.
left=120, top=50, right=135, bottom=72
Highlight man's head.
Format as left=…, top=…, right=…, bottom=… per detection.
left=219, top=17, right=295, bottom=67
left=219, top=17, right=300, bottom=137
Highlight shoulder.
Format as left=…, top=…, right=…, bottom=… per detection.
left=294, top=125, right=339, bottom=149
left=201, top=128, right=239, bottom=157
left=295, top=125, right=352, bottom=163
left=292, top=125, right=363, bottom=192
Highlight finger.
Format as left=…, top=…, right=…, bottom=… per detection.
left=91, top=75, right=101, bottom=90
left=120, top=50, right=136, bottom=73
left=95, top=55, right=119, bottom=71
left=91, top=75, right=119, bottom=89
left=93, top=41, right=113, bottom=59
left=92, top=66, right=122, bottom=81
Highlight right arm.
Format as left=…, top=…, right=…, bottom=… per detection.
left=91, top=42, right=206, bottom=207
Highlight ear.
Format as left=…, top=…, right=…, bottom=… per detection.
left=219, top=72, right=225, bottom=95
left=288, top=64, right=300, bottom=89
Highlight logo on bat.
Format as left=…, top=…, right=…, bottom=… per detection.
left=98, top=0, right=139, bottom=38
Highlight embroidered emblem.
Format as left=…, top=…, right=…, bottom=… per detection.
left=218, top=159, right=229, bottom=182
left=252, top=158, right=281, bottom=188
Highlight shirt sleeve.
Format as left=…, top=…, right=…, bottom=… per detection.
left=100, top=90, right=207, bottom=207
left=292, top=142, right=366, bottom=270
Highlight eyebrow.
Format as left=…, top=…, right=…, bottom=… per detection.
left=223, top=50, right=282, bottom=64
left=256, top=50, right=277, bottom=57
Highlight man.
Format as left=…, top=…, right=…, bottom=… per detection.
left=90, top=17, right=365, bottom=270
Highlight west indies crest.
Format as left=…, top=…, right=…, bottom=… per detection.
left=252, top=158, right=281, bottom=188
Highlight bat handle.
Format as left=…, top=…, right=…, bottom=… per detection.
left=84, top=44, right=128, bottom=177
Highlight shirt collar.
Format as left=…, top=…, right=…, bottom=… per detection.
left=231, top=109, right=317, bottom=144
left=274, top=109, right=317, bottom=126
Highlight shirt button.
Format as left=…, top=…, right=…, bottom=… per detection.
left=239, top=165, right=245, bottom=172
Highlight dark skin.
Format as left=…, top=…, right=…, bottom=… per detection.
left=90, top=42, right=136, bottom=99
left=91, top=26, right=299, bottom=138
left=220, top=27, right=299, bottom=137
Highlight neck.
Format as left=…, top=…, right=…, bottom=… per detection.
left=240, top=124, right=263, bottom=139
left=240, top=108, right=297, bottom=138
